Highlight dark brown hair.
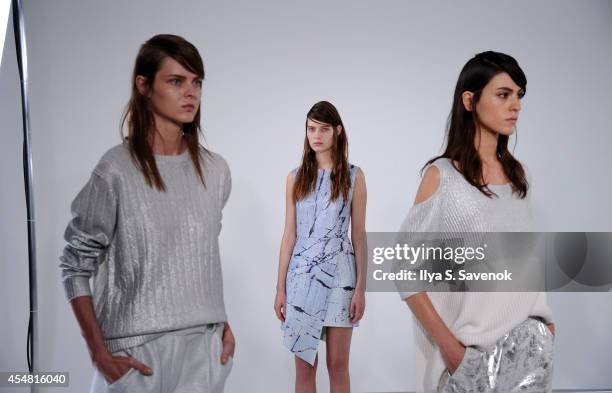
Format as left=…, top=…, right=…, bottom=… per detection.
left=121, top=34, right=207, bottom=191
left=293, top=101, right=351, bottom=202
left=426, top=51, right=528, bottom=198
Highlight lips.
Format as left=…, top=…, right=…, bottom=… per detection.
left=182, top=104, right=195, bottom=111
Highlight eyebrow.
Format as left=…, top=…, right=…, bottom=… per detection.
left=497, top=87, right=514, bottom=92
left=166, top=74, right=202, bottom=80
left=497, top=86, right=525, bottom=95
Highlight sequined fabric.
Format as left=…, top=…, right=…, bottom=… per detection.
left=59, top=143, right=231, bottom=352
left=438, top=318, right=554, bottom=393
left=282, top=165, right=358, bottom=365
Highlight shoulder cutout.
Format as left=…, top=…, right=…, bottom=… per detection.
left=414, top=165, right=441, bottom=205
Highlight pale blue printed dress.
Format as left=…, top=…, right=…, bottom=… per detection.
left=282, top=164, right=359, bottom=365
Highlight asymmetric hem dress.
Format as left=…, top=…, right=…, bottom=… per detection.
left=282, top=164, right=359, bottom=365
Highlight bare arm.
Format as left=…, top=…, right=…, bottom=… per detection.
left=274, top=172, right=297, bottom=321
left=351, top=169, right=367, bottom=291
left=350, top=169, right=367, bottom=323
left=70, top=296, right=107, bottom=359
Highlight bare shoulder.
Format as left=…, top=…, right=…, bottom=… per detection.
left=287, top=170, right=296, bottom=183
left=355, top=167, right=365, bottom=182
left=414, top=165, right=440, bottom=204
left=286, top=170, right=297, bottom=193
left=353, top=167, right=367, bottom=197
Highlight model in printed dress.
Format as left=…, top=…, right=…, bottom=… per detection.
left=275, top=101, right=367, bottom=393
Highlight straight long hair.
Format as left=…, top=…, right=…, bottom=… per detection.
left=426, top=51, right=529, bottom=198
left=293, top=101, right=351, bottom=202
left=121, top=34, right=207, bottom=191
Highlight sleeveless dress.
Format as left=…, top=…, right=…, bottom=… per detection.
left=282, top=164, right=359, bottom=365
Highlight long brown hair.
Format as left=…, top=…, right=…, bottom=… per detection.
left=426, top=51, right=528, bottom=198
left=293, top=101, right=351, bottom=202
left=121, top=34, right=207, bottom=191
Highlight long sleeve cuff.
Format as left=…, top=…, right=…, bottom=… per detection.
left=63, top=276, right=92, bottom=301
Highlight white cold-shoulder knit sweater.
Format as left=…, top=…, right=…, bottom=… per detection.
left=398, top=158, right=553, bottom=393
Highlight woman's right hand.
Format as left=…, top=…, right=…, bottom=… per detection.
left=405, top=293, right=467, bottom=375
left=92, top=348, right=152, bottom=385
left=440, top=339, right=466, bottom=375
left=274, top=289, right=287, bottom=322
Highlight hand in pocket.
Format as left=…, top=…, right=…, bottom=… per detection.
left=441, top=340, right=467, bottom=376
left=220, top=322, right=236, bottom=365
left=94, top=349, right=152, bottom=385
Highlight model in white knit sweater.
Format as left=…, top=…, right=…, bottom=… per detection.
left=400, top=52, right=555, bottom=393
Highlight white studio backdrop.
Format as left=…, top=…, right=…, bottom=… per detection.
left=0, top=0, right=10, bottom=60
left=1, top=1, right=611, bottom=392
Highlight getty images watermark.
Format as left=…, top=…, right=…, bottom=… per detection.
left=362, top=232, right=612, bottom=293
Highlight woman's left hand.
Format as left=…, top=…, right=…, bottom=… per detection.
left=546, top=323, right=555, bottom=337
left=349, top=289, right=365, bottom=324
left=220, top=322, right=235, bottom=365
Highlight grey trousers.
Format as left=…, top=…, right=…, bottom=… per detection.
left=90, top=324, right=232, bottom=393
left=438, top=318, right=554, bottom=393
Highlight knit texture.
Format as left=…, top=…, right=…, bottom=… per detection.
left=60, top=142, right=231, bottom=352
left=398, top=158, right=553, bottom=393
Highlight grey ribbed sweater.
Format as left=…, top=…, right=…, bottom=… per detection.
left=59, top=143, right=231, bottom=352
left=398, top=158, right=553, bottom=393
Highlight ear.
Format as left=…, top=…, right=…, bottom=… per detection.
left=135, top=75, right=149, bottom=97
left=462, top=91, right=474, bottom=112
left=336, top=125, right=343, bottom=135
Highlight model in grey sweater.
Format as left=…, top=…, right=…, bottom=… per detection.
left=60, top=142, right=231, bottom=353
